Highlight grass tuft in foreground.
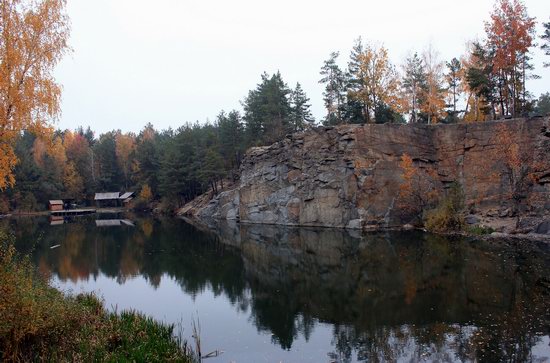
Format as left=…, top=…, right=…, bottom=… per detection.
left=0, top=231, right=195, bottom=362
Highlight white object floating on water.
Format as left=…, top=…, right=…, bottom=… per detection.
left=50, top=244, right=61, bottom=249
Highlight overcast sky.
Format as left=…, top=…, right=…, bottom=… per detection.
left=54, top=0, right=550, bottom=134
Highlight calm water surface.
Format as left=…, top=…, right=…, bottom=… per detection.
left=6, top=214, right=550, bottom=362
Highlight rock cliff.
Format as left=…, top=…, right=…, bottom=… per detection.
left=191, top=117, right=550, bottom=233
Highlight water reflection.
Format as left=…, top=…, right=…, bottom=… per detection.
left=4, top=216, right=550, bottom=362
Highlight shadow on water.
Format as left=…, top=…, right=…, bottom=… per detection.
left=3, top=215, right=550, bottom=362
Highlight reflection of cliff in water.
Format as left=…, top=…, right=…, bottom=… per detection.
left=229, top=223, right=550, bottom=361
left=8, top=216, right=550, bottom=362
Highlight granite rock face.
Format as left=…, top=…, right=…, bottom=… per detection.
left=196, top=118, right=550, bottom=232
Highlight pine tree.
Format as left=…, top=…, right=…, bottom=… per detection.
left=93, top=132, right=123, bottom=191
left=543, top=19, right=550, bottom=67
left=319, top=52, right=346, bottom=125
left=135, top=124, right=160, bottom=195
left=445, top=58, right=462, bottom=121
left=402, top=53, right=427, bottom=123
left=243, top=72, right=292, bottom=145
left=218, top=110, right=244, bottom=174
left=345, top=37, right=366, bottom=123
left=289, top=83, right=315, bottom=131
left=464, top=42, right=498, bottom=121
left=535, top=93, right=550, bottom=115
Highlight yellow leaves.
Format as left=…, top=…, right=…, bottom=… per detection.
left=63, top=161, right=84, bottom=198
left=115, top=132, right=137, bottom=187
left=0, top=0, right=70, bottom=188
left=115, top=133, right=136, bottom=164
left=139, top=184, right=153, bottom=202
left=32, top=132, right=66, bottom=170
left=349, top=42, right=400, bottom=122
left=50, top=135, right=67, bottom=166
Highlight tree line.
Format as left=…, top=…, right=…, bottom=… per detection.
left=1, top=0, right=549, bottom=213
left=1, top=71, right=316, bottom=212
left=319, top=0, right=550, bottom=124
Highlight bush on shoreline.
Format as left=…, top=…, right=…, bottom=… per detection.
left=0, top=231, right=194, bottom=362
left=424, top=182, right=465, bottom=233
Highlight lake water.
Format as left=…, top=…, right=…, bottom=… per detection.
left=5, top=214, right=550, bottom=362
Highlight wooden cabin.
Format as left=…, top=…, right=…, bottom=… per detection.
left=94, top=192, right=122, bottom=207
left=94, top=192, right=135, bottom=208
left=119, top=192, right=135, bottom=205
left=49, top=200, right=64, bottom=211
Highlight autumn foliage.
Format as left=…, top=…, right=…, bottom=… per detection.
left=491, top=123, right=541, bottom=224
left=0, top=0, right=70, bottom=189
left=398, top=153, right=439, bottom=222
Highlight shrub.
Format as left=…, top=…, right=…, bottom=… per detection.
left=467, top=225, right=495, bottom=235
left=424, top=182, right=465, bottom=233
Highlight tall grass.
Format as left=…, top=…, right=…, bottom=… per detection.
left=0, top=231, right=195, bottom=362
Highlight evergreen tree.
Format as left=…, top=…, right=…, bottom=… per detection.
left=534, top=92, right=550, bottom=115
left=10, top=133, right=42, bottom=209
left=201, top=148, right=225, bottom=194
left=243, top=72, right=292, bottom=145
left=445, top=58, right=462, bottom=122
left=319, top=52, right=346, bottom=125
left=135, top=124, right=160, bottom=195
left=543, top=19, right=550, bottom=67
left=465, top=42, right=498, bottom=120
left=93, top=132, right=123, bottom=191
left=158, top=134, right=189, bottom=204
left=218, top=110, right=244, bottom=175
left=374, top=103, right=405, bottom=124
left=402, top=53, right=427, bottom=123
left=77, top=126, right=95, bottom=146
left=345, top=38, right=366, bottom=123
left=289, top=83, right=315, bottom=131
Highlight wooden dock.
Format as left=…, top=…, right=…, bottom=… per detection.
left=50, top=209, right=96, bottom=216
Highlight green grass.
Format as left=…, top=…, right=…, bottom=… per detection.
left=466, top=225, right=495, bottom=236
left=0, top=231, right=195, bottom=362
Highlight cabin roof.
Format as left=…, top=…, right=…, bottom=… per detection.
left=94, top=192, right=120, bottom=200
left=49, top=200, right=63, bottom=205
left=119, top=192, right=134, bottom=200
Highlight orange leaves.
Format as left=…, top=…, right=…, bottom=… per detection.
left=484, top=0, right=535, bottom=117
left=486, top=0, right=535, bottom=73
left=139, top=184, right=153, bottom=202
left=63, top=161, right=84, bottom=198
left=398, top=153, right=440, bottom=214
left=420, top=46, right=447, bottom=124
left=0, top=143, right=17, bottom=190
left=399, top=153, right=415, bottom=197
left=0, top=0, right=69, bottom=189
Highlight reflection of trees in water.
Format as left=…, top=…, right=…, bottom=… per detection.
left=9, top=216, right=550, bottom=361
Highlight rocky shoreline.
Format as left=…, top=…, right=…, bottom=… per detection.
left=181, top=117, right=550, bottom=237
